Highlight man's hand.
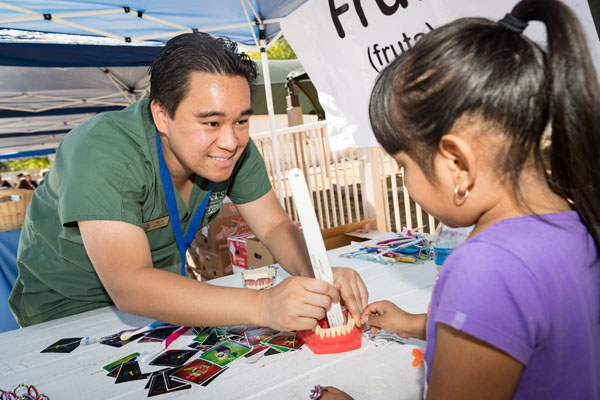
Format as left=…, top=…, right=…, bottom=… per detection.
left=361, top=300, right=427, bottom=340
left=332, top=267, right=368, bottom=326
left=257, top=276, right=340, bottom=331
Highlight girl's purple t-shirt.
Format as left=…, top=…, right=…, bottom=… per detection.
left=425, top=211, right=599, bottom=399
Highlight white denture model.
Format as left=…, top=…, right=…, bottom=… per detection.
left=242, top=266, right=278, bottom=290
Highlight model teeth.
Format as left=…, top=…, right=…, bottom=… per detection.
left=243, top=267, right=277, bottom=291
left=246, top=282, right=272, bottom=290
left=244, top=279, right=273, bottom=290
left=312, top=315, right=356, bottom=338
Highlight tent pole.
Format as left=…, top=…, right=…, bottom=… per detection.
left=258, top=24, right=285, bottom=206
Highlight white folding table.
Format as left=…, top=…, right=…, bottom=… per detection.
left=0, top=236, right=438, bottom=399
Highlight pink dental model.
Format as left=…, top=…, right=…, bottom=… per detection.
left=242, top=266, right=277, bottom=290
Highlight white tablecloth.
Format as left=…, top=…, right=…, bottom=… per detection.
left=0, top=237, right=438, bottom=399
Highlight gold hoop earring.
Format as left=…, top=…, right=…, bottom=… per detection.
left=454, top=186, right=469, bottom=206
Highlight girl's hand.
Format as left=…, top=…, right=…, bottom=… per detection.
left=361, top=300, right=427, bottom=340
left=318, top=386, right=354, bottom=400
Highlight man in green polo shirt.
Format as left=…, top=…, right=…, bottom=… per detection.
left=9, top=32, right=368, bottom=331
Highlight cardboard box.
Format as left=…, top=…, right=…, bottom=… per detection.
left=227, top=219, right=373, bottom=273
left=228, top=233, right=251, bottom=271
left=344, top=227, right=390, bottom=240
left=0, top=189, right=33, bottom=232
left=196, top=203, right=251, bottom=253
left=228, top=233, right=276, bottom=272
left=320, top=218, right=375, bottom=250
left=188, top=246, right=232, bottom=280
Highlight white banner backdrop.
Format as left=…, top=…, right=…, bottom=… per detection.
left=281, top=0, right=600, bottom=151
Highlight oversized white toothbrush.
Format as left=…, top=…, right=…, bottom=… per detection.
left=287, top=168, right=345, bottom=328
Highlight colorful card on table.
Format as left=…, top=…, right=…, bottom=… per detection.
left=144, top=368, right=172, bottom=389
left=195, top=326, right=255, bottom=347
left=103, top=353, right=140, bottom=371
left=147, top=374, right=168, bottom=397
left=224, top=334, right=249, bottom=346
left=214, top=328, right=228, bottom=337
left=165, top=371, right=192, bottom=391
left=106, top=365, right=121, bottom=378
left=192, top=326, right=210, bottom=335
left=137, top=336, right=163, bottom=343
left=244, top=327, right=279, bottom=346
left=114, top=360, right=149, bottom=383
left=147, top=372, right=191, bottom=397
left=226, top=325, right=260, bottom=336
left=142, top=326, right=180, bottom=341
left=244, top=344, right=269, bottom=358
left=172, top=359, right=226, bottom=385
left=187, top=342, right=212, bottom=352
left=200, top=367, right=228, bottom=387
left=264, top=347, right=283, bottom=356
left=202, top=330, right=225, bottom=347
left=262, top=331, right=302, bottom=352
left=192, top=330, right=211, bottom=344
left=367, top=329, right=408, bottom=346
left=41, top=337, right=83, bottom=353
left=200, top=341, right=251, bottom=367
left=149, top=349, right=198, bottom=367
left=241, top=344, right=269, bottom=364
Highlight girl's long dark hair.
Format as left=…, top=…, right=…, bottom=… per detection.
left=369, top=0, right=600, bottom=252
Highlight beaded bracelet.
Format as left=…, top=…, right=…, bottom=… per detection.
left=11, top=385, right=28, bottom=398
left=0, top=385, right=49, bottom=400
left=309, top=384, right=328, bottom=399
left=1, top=389, right=18, bottom=400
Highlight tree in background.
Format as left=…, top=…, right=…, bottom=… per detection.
left=0, top=157, right=51, bottom=173
left=247, top=37, right=296, bottom=60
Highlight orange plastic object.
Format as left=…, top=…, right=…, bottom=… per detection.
left=411, top=348, right=424, bottom=367
left=297, top=312, right=362, bottom=355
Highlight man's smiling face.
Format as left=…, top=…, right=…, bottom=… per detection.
left=155, top=71, right=253, bottom=183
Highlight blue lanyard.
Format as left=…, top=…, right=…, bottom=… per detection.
left=155, top=129, right=212, bottom=276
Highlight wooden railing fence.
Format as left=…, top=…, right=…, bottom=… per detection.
left=251, top=121, right=438, bottom=234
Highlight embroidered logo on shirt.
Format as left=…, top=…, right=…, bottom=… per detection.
left=143, top=216, right=169, bottom=232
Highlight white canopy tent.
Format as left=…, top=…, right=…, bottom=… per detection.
left=0, top=62, right=150, bottom=156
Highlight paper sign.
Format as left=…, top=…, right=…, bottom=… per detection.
left=281, top=0, right=600, bottom=151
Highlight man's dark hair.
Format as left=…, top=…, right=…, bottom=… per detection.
left=149, top=32, right=258, bottom=118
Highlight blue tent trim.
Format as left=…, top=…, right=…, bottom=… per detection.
left=0, top=42, right=161, bottom=67
left=0, top=106, right=124, bottom=118
left=0, top=129, right=70, bottom=139
left=0, top=148, right=56, bottom=160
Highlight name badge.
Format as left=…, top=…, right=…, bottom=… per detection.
left=144, top=216, right=170, bottom=232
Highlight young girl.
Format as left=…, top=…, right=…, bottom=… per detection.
left=318, top=0, right=600, bottom=398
